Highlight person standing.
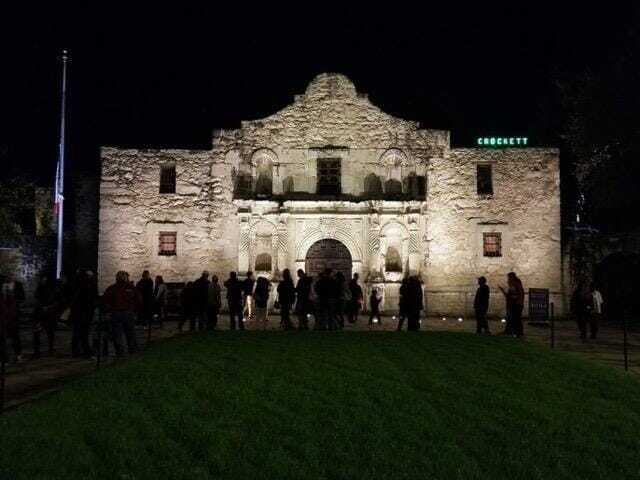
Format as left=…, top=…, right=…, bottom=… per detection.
left=179, top=281, right=195, bottom=332
left=335, top=271, right=348, bottom=330
left=31, top=274, right=58, bottom=358
left=153, top=275, right=167, bottom=327
left=0, top=275, right=22, bottom=363
left=224, top=272, right=244, bottom=330
left=70, top=270, right=97, bottom=358
left=406, top=276, right=424, bottom=331
left=277, top=269, right=296, bottom=330
left=193, top=271, right=210, bottom=331
left=314, top=269, right=333, bottom=330
left=589, top=282, right=603, bottom=340
left=242, top=271, right=255, bottom=323
left=136, top=271, right=154, bottom=327
left=254, top=276, right=271, bottom=330
left=295, top=269, right=312, bottom=330
left=571, top=282, right=592, bottom=341
left=207, top=275, right=222, bottom=330
left=347, top=273, right=364, bottom=324
left=396, top=278, right=409, bottom=331
left=499, top=272, right=525, bottom=338
left=102, top=271, right=142, bottom=355
left=473, top=276, right=491, bottom=335
left=368, top=287, right=381, bottom=326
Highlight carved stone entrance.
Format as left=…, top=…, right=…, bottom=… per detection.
left=305, top=239, right=352, bottom=280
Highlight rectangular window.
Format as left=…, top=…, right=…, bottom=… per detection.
left=483, top=232, right=502, bottom=257
left=477, top=164, right=493, bottom=196
left=317, top=158, right=341, bottom=195
left=160, top=165, right=176, bottom=194
left=158, top=231, right=177, bottom=256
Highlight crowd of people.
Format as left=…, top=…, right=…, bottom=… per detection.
left=1, top=266, right=604, bottom=365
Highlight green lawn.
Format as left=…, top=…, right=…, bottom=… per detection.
left=1, top=332, right=640, bottom=480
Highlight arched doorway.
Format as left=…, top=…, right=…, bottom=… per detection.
left=305, top=239, right=352, bottom=281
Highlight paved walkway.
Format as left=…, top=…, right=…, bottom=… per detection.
left=2, top=315, right=638, bottom=412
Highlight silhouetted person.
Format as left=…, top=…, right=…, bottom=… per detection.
left=207, top=275, right=221, bottom=330
left=32, top=274, right=61, bottom=358
left=368, top=287, right=381, bottom=326
left=295, top=269, right=312, bottom=330
left=406, top=276, right=423, bottom=331
left=71, top=270, right=97, bottom=358
left=102, top=271, right=142, bottom=355
left=314, top=269, right=334, bottom=330
left=225, top=272, right=244, bottom=330
left=153, top=275, right=167, bottom=326
left=242, top=271, right=255, bottom=322
left=347, top=273, right=363, bottom=324
left=277, top=269, right=296, bottom=330
left=335, top=271, right=348, bottom=329
left=0, top=275, right=22, bottom=363
left=193, top=271, right=210, bottom=330
left=499, top=272, right=524, bottom=337
left=397, top=278, right=409, bottom=331
left=136, top=270, right=154, bottom=326
left=254, top=276, right=271, bottom=329
left=571, top=281, right=593, bottom=341
left=474, top=276, right=490, bottom=335
left=179, top=281, right=195, bottom=331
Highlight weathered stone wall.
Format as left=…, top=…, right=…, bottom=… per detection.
left=426, top=148, right=562, bottom=316
left=98, top=148, right=239, bottom=291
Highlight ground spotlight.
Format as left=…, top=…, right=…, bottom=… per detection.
left=458, top=317, right=463, bottom=322
left=501, top=318, right=506, bottom=323
left=442, top=317, right=446, bottom=321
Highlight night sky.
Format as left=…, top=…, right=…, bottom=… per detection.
left=4, top=3, right=639, bottom=231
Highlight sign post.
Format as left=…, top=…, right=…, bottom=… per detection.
left=528, top=288, right=550, bottom=326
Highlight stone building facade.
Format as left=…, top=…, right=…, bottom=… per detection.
left=99, top=73, right=562, bottom=316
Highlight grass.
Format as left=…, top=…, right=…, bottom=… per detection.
left=1, top=331, right=640, bottom=479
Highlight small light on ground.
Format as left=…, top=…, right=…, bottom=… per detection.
left=392, top=316, right=396, bottom=321
left=373, top=318, right=378, bottom=324
left=501, top=318, right=506, bottom=323
left=442, top=317, right=446, bottom=321
left=458, top=317, right=463, bottom=322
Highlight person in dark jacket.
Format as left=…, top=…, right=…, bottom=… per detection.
left=333, top=271, right=347, bottom=330
left=32, top=274, right=61, bottom=358
left=224, top=272, right=244, bottom=330
left=71, top=270, right=97, bottom=358
left=102, top=271, right=142, bottom=355
left=406, top=276, right=423, bottom=331
left=193, top=271, right=210, bottom=331
left=136, top=270, right=154, bottom=327
left=347, top=273, right=364, bottom=324
left=179, top=282, right=195, bottom=331
left=207, top=275, right=222, bottom=330
left=396, top=278, right=409, bottom=331
left=294, top=269, right=312, bottom=330
left=0, top=275, right=22, bottom=363
left=474, top=276, right=490, bottom=335
left=499, top=272, right=525, bottom=338
left=571, top=282, right=592, bottom=341
left=277, top=269, right=296, bottom=330
left=368, top=287, right=381, bottom=326
left=314, top=269, right=334, bottom=330
left=254, top=276, right=271, bottom=330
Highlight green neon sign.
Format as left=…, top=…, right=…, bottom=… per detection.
left=477, top=137, right=528, bottom=147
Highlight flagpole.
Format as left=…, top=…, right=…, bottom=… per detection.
left=55, top=49, right=68, bottom=279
